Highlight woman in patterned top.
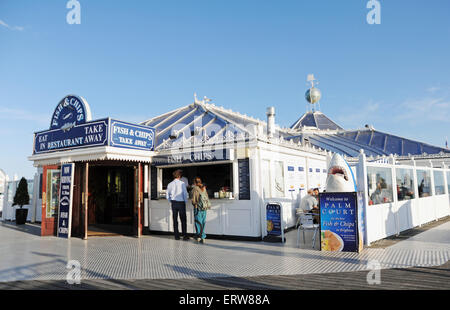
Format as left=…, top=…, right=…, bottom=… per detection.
left=191, top=177, right=211, bottom=243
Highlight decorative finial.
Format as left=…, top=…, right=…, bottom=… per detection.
left=305, top=74, right=322, bottom=112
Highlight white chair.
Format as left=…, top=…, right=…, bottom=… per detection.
left=296, top=212, right=320, bottom=249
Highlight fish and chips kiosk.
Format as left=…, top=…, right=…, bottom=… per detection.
left=141, top=101, right=329, bottom=239
left=29, top=95, right=155, bottom=239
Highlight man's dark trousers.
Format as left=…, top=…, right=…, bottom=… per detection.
left=171, top=201, right=187, bottom=239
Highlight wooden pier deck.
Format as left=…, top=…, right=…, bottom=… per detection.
left=1, top=260, right=448, bottom=290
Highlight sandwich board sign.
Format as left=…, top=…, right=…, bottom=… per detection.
left=265, top=202, right=285, bottom=242
left=319, top=192, right=361, bottom=252
left=57, top=163, right=75, bottom=238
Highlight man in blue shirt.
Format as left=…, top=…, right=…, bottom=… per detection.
left=166, top=169, right=189, bottom=240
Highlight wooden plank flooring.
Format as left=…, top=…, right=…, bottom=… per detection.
left=1, top=260, right=448, bottom=290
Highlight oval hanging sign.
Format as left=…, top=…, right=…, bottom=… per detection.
left=50, top=95, right=92, bottom=131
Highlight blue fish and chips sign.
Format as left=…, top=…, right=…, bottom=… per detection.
left=57, top=163, right=75, bottom=238
left=33, top=95, right=155, bottom=154
left=319, top=192, right=361, bottom=252
left=34, top=119, right=109, bottom=154
left=110, top=120, right=155, bottom=150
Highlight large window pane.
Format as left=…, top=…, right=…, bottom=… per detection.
left=396, top=168, right=415, bottom=201
left=416, top=169, right=432, bottom=197
left=367, top=166, right=393, bottom=205
left=433, top=171, right=445, bottom=195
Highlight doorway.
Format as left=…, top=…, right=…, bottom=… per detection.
left=88, top=165, right=135, bottom=236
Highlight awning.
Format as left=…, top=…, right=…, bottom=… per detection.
left=28, top=146, right=154, bottom=167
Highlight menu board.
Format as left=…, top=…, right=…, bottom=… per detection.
left=57, top=163, right=74, bottom=238
left=319, top=192, right=360, bottom=252
left=296, top=166, right=306, bottom=191
left=287, top=165, right=296, bottom=192
left=238, top=158, right=250, bottom=200
left=266, top=203, right=282, bottom=236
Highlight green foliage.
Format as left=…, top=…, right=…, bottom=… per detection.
left=13, top=177, right=30, bottom=208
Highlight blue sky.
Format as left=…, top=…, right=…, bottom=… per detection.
left=1, top=0, right=449, bottom=179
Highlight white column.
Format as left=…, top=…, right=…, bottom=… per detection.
left=443, top=162, right=449, bottom=195
left=429, top=160, right=436, bottom=196
left=389, top=155, right=400, bottom=236
left=411, top=158, right=421, bottom=227
left=357, top=150, right=370, bottom=245
left=429, top=160, right=438, bottom=222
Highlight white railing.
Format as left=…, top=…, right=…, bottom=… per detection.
left=353, top=151, right=450, bottom=245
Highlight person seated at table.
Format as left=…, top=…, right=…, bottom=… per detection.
left=297, top=189, right=319, bottom=224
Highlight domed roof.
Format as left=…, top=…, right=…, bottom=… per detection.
left=290, top=111, right=343, bottom=131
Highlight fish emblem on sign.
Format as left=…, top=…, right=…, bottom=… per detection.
left=50, top=95, right=92, bottom=130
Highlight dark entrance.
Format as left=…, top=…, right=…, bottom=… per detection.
left=88, top=165, right=135, bottom=236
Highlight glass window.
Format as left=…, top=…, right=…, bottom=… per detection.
left=273, top=161, right=285, bottom=198
left=161, top=163, right=232, bottom=198
left=433, top=171, right=445, bottom=195
left=261, top=160, right=271, bottom=199
left=396, top=168, right=415, bottom=201
left=46, top=169, right=60, bottom=217
left=367, top=166, right=393, bottom=205
left=416, top=169, right=432, bottom=197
